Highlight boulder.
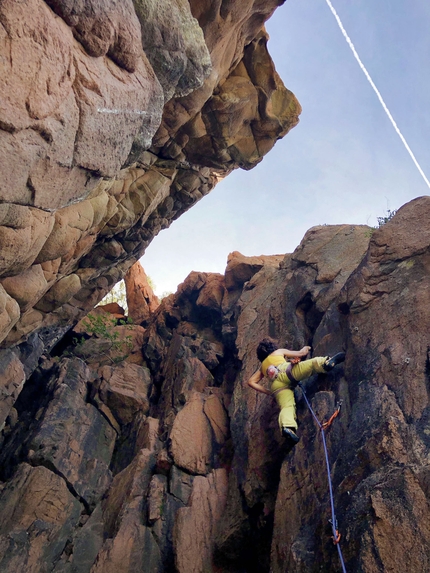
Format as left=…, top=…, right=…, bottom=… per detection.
left=98, top=362, right=152, bottom=425
left=97, top=302, right=126, bottom=317
left=73, top=310, right=144, bottom=367
left=170, top=392, right=213, bottom=475
left=225, top=251, right=284, bottom=291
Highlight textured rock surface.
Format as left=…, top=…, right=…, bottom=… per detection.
left=1, top=1, right=428, bottom=571
left=0, top=350, right=25, bottom=430
left=97, top=362, right=152, bottom=425
left=170, top=391, right=218, bottom=475
left=0, top=463, right=82, bottom=573
left=9, top=358, right=116, bottom=508
left=174, top=469, right=229, bottom=573
left=124, top=261, right=160, bottom=325
left=0, top=0, right=298, bottom=374
left=0, top=198, right=429, bottom=571
left=91, top=449, right=162, bottom=573
left=0, top=0, right=163, bottom=204
left=73, top=306, right=146, bottom=367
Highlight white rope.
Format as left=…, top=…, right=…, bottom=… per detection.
left=324, top=0, right=430, bottom=190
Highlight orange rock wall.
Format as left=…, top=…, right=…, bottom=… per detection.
left=1, top=198, right=429, bottom=572
left=0, top=0, right=300, bottom=358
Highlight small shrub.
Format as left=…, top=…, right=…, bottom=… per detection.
left=376, top=209, right=397, bottom=228
left=74, top=313, right=134, bottom=364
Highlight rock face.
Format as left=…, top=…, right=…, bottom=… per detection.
left=1, top=2, right=428, bottom=571
left=124, top=261, right=160, bottom=326
left=0, top=0, right=300, bottom=438
left=0, top=0, right=300, bottom=375
left=0, top=463, right=82, bottom=572
left=0, top=197, right=428, bottom=572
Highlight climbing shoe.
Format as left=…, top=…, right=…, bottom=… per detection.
left=282, top=427, right=300, bottom=445
left=323, top=352, right=346, bottom=371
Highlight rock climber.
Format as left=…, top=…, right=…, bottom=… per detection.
left=247, top=337, right=345, bottom=447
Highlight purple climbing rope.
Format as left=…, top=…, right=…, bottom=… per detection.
left=298, top=382, right=347, bottom=573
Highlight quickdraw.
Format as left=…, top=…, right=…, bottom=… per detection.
left=329, top=519, right=342, bottom=545
left=322, top=400, right=342, bottom=430
left=333, top=531, right=341, bottom=545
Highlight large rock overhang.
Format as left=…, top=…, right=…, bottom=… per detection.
left=0, top=0, right=300, bottom=353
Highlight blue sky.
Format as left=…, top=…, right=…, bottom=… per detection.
left=141, top=0, right=430, bottom=296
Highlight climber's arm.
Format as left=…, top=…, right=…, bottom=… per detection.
left=275, top=346, right=311, bottom=359
left=247, top=370, right=271, bottom=395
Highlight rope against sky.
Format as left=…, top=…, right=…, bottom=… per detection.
left=324, top=0, right=430, bottom=190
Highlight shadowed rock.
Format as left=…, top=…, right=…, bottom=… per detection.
left=0, top=464, right=81, bottom=572
left=174, top=469, right=229, bottom=573
left=27, top=358, right=117, bottom=508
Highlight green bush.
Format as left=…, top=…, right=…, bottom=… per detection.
left=376, top=209, right=397, bottom=228
left=74, top=313, right=133, bottom=364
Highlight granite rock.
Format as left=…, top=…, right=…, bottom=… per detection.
left=0, top=0, right=298, bottom=358
left=0, top=199, right=429, bottom=571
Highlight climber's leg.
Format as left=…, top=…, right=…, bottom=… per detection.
left=291, top=356, right=328, bottom=380
left=275, top=387, right=297, bottom=431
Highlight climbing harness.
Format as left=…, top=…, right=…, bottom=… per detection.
left=298, top=382, right=347, bottom=573
left=286, top=362, right=298, bottom=385
left=268, top=358, right=300, bottom=385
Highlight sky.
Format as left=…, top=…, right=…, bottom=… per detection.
left=140, top=0, right=430, bottom=296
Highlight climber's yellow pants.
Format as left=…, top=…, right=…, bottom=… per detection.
left=270, top=357, right=327, bottom=431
